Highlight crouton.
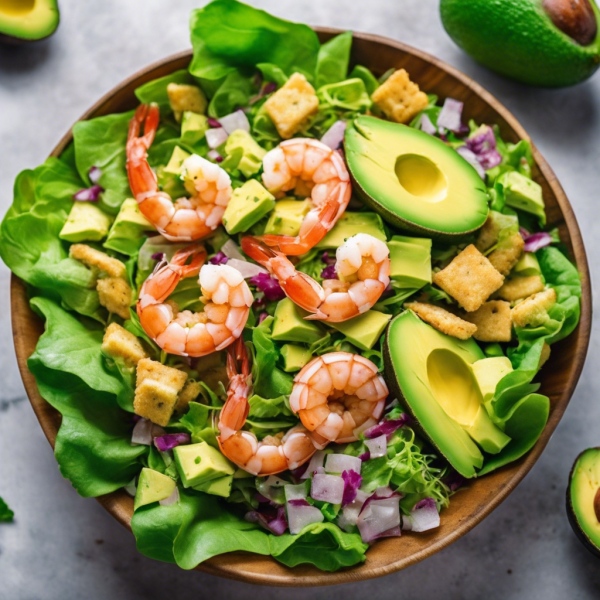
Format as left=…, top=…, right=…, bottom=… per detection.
left=511, top=288, right=557, bottom=328
left=96, top=277, right=132, bottom=320
left=433, top=245, right=504, bottom=312
left=264, top=73, right=319, bottom=139
left=487, top=232, right=525, bottom=276
left=476, top=216, right=501, bottom=253
left=463, top=300, right=512, bottom=342
left=539, top=343, right=551, bottom=369
left=102, top=323, right=148, bottom=366
left=69, top=244, right=126, bottom=278
left=371, top=69, right=429, bottom=124
left=405, top=302, right=477, bottom=340
left=134, top=358, right=188, bottom=426
left=497, top=275, right=545, bottom=302
left=173, top=380, right=202, bottom=416
left=167, top=83, right=207, bottom=122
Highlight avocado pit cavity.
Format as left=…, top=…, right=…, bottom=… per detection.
left=543, top=0, right=598, bottom=46
left=594, top=487, right=600, bottom=522
left=395, top=154, right=448, bottom=204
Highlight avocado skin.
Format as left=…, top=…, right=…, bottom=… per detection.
left=440, top=0, right=600, bottom=87
left=0, top=1, right=60, bottom=45
left=566, top=447, right=600, bottom=558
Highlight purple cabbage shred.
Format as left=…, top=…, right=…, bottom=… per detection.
left=321, top=264, right=338, bottom=280
left=358, top=451, right=371, bottom=462
left=207, top=117, right=222, bottom=128
left=341, top=469, right=363, bottom=507
left=249, top=273, right=286, bottom=302
left=465, top=125, right=502, bottom=170
left=523, top=231, right=552, bottom=253
left=154, top=433, right=191, bottom=452
left=208, top=251, right=229, bottom=265
left=73, top=184, right=103, bottom=202
left=245, top=505, right=288, bottom=536
left=364, top=414, right=410, bottom=440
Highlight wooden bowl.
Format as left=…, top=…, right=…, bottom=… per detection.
left=11, top=28, right=591, bottom=586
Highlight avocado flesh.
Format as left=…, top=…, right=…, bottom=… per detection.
left=0, top=0, right=59, bottom=43
left=568, top=448, right=600, bottom=556
left=345, top=116, right=489, bottom=239
left=134, top=468, right=176, bottom=510
left=385, top=310, right=499, bottom=477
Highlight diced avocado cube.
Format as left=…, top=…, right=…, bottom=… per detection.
left=471, top=356, right=513, bottom=402
left=388, top=238, right=432, bottom=289
left=465, top=405, right=511, bottom=454
left=164, top=146, right=191, bottom=175
left=281, top=344, right=313, bottom=372
left=512, top=252, right=541, bottom=277
left=391, top=234, right=432, bottom=248
left=264, top=199, right=311, bottom=237
left=193, top=473, right=233, bottom=497
left=134, top=467, right=176, bottom=510
left=222, top=179, right=276, bottom=235
left=104, top=198, right=154, bottom=255
left=500, top=171, right=546, bottom=226
left=272, top=298, right=324, bottom=344
left=316, top=212, right=387, bottom=249
left=181, top=111, right=209, bottom=145
left=329, top=310, right=392, bottom=350
left=173, top=441, right=235, bottom=488
left=224, top=130, right=267, bottom=178
left=59, top=202, right=112, bottom=243
left=234, top=467, right=254, bottom=479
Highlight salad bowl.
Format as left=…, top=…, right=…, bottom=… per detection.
left=11, top=28, right=591, bottom=586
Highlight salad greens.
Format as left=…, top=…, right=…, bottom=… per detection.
left=0, top=0, right=582, bottom=574
left=0, top=497, right=14, bottom=522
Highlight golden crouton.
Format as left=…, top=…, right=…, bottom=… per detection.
left=539, top=342, right=551, bottom=369
left=69, top=244, right=126, bottom=278
left=371, top=69, right=429, bottom=124
left=134, top=358, right=188, bottom=426
left=497, top=275, right=545, bottom=302
left=265, top=73, right=319, bottom=139
left=433, top=245, right=505, bottom=312
left=512, top=288, right=557, bottom=328
left=102, top=323, right=148, bottom=366
left=167, top=83, right=207, bottom=122
left=487, top=233, right=525, bottom=276
left=96, top=277, right=132, bottom=320
left=173, top=380, right=202, bottom=416
left=463, top=300, right=512, bottom=342
left=405, top=302, right=477, bottom=340
left=476, top=216, right=502, bottom=253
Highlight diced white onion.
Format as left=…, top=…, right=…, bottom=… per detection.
left=324, top=453, right=362, bottom=475
left=206, top=127, right=229, bottom=149
left=456, top=146, right=486, bottom=179
left=357, top=496, right=401, bottom=542
left=419, top=113, right=437, bottom=135
left=311, top=473, right=345, bottom=504
left=301, top=450, right=326, bottom=479
left=338, top=489, right=370, bottom=531
left=221, top=239, right=246, bottom=261
left=159, top=487, right=180, bottom=506
left=374, top=486, right=395, bottom=498
left=320, top=120, right=347, bottom=150
left=123, top=478, right=137, bottom=497
left=207, top=149, right=222, bottom=161
left=287, top=503, right=324, bottom=535
left=219, top=110, right=251, bottom=134
left=364, top=435, right=387, bottom=459
left=284, top=483, right=307, bottom=502
left=131, top=418, right=153, bottom=446
left=226, top=258, right=268, bottom=279
left=408, top=499, right=440, bottom=532
left=437, top=97, right=464, bottom=133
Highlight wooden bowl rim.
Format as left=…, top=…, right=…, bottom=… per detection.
left=10, top=27, right=592, bottom=586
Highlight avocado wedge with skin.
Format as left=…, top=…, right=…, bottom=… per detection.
left=344, top=115, right=489, bottom=241
left=0, top=0, right=60, bottom=44
left=567, top=447, right=600, bottom=557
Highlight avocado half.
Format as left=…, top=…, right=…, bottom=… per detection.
left=344, top=115, right=489, bottom=241
left=567, top=447, right=600, bottom=557
left=0, top=0, right=59, bottom=44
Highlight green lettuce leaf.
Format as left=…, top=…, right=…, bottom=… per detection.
left=135, top=69, right=195, bottom=110
left=315, top=31, right=353, bottom=88
left=132, top=500, right=183, bottom=563
left=0, top=497, right=14, bottom=522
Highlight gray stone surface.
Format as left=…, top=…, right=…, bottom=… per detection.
left=0, top=0, right=599, bottom=597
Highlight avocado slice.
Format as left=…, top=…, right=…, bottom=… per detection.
left=513, top=252, right=541, bottom=277
left=388, top=235, right=432, bottom=289
left=181, top=111, right=209, bottom=145
left=281, top=344, right=313, bottom=372
left=272, top=298, right=324, bottom=344
left=567, top=448, right=600, bottom=557
left=173, top=441, right=235, bottom=488
left=471, top=356, right=514, bottom=403
left=344, top=115, right=489, bottom=240
left=384, top=310, right=512, bottom=477
left=224, top=130, right=267, bottom=178
left=499, top=171, right=546, bottom=226
left=264, top=199, right=310, bottom=237
left=59, top=202, right=112, bottom=243
left=104, top=198, right=154, bottom=255
left=0, top=0, right=59, bottom=44
left=222, top=179, right=275, bottom=235
left=315, top=211, right=386, bottom=249
left=134, top=468, right=176, bottom=510
left=329, top=310, right=391, bottom=351
left=193, top=473, right=233, bottom=497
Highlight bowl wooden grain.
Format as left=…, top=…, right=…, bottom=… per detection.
left=10, top=28, right=591, bottom=586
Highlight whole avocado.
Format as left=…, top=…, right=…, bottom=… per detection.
left=440, top=0, right=600, bottom=86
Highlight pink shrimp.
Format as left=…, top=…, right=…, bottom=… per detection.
left=241, top=233, right=390, bottom=322
left=218, top=339, right=320, bottom=476
left=126, top=103, right=232, bottom=242
left=257, top=138, right=352, bottom=255
left=137, top=245, right=252, bottom=357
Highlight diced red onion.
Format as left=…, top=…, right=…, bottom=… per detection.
left=227, top=258, right=268, bottom=279
left=246, top=505, right=288, bottom=535
left=311, top=473, right=345, bottom=504
left=357, top=495, right=401, bottom=542
left=443, top=471, right=466, bottom=492
left=364, top=415, right=409, bottom=440
left=437, top=98, right=464, bottom=133
left=419, top=114, right=437, bottom=135
left=73, top=184, right=103, bottom=202
left=221, top=239, right=246, bottom=261
left=151, top=252, right=166, bottom=262
left=131, top=418, right=153, bottom=445
left=465, top=124, right=502, bottom=170
left=138, top=236, right=190, bottom=272
left=321, top=120, right=347, bottom=150
left=206, top=127, right=229, bottom=149
left=207, top=117, right=222, bottom=128
left=523, top=231, right=552, bottom=253
left=249, top=272, right=286, bottom=302
left=324, top=454, right=362, bottom=475
left=321, top=251, right=336, bottom=265
left=358, top=451, right=371, bottom=462
left=249, top=81, right=278, bottom=105
left=321, top=264, right=338, bottom=280
left=88, top=166, right=102, bottom=184
left=159, top=486, right=180, bottom=506
left=207, top=149, right=222, bottom=162
left=352, top=418, right=377, bottom=440
left=341, top=469, right=363, bottom=507
left=313, top=466, right=326, bottom=476
left=255, top=493, right=271, bottom=504
left=208, top=251, right=228, bottom=265
left=364, top=434, right=387, bottom=459
left=374, top=486, right=395, bottom=498
left=286, top=501, right=324, bottom=535
left=258, top=312, right=268, bottom=324
left=301, top=451, right=326, bottom=479
left=284, top=483, right=307, bottom=502
left=154, top=433, right=190, bottom=452
left=403, top=497, right=440, bottom=532
left=519, top=227, right=531, bottom=239
left=288, top=498, right=310, bottom=507
left=219, top=109, right=250, bottom=134
left=456, top=146, right=486, bottom=179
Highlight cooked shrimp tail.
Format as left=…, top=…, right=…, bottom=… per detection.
left=241, top=233, right=390, bottom=322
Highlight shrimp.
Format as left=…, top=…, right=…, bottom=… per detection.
left=218, top=339, right=320, bottom=476
left=126, top=103, right=232, bottom=242
left=258, top=138, right=352, bottom=255
left=137, top=245, right=253, bottom=357
left=290, top=352, right=388, bottom=445
left=241, top=233, right=390, bottom=322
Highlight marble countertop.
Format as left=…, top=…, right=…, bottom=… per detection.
left=1, top=1, right=599, bottom=598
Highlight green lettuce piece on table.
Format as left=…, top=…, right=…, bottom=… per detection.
left=0, top=497, right=14, bottom=522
